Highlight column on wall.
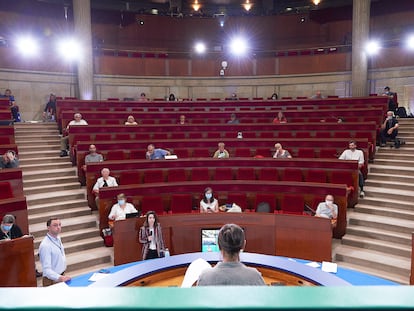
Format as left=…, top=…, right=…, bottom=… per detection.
left=351, top=0, right=371, bottom=97
left=73, top=0, right=94, bottom=100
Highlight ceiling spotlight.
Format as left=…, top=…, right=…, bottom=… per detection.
left=242, top=0, right=253, bottom=12
left=193, top=0, right=201, bottom=12
left=16, top=36, right=39, bottom=57
left=365, top=40, right=381, bottom=55
left=194, top=42, right=206, bottom=54
left=407, top=35, right=414, bottom=50
left=57, top=38, right=82, bottom=61
left=313, top=0, right=321, bottom=5
left=230, top=37, right=248, bottom=56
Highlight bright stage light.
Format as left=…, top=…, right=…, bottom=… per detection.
left=230, top=37, right=248, bottom=56
left=57, top=38, right=82, bottom=61
left=16, top=36, right=39, bottom=57
left=365, top=40, right=380, bottom=55
left=194, top=42, right=206, bottom=54
left=407, top=35, right=414, bottom=50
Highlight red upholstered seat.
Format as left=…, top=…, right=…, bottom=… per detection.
left=214, top=168, right=233, bottom=180
left=140, top=196, right=165, bottom=215
left=236, top=167, right=256, bottom=180
left=141, top=119, right=155, bottom=124
left=170, top=194, right=193, bottom=213
left=280, top=194, right=305, bottom=215
left=119, top=171, right=141, bottom=185
left=255, top=148, right=271, bottom=157
left=143, top=170, right=164, bottom=183
left=207, top=132, right=221, bottom=139
left=226, top=192, right=248, bottom=211
left=114, top=133, right=130, bottom=141
left=0, top=182, right=13, bottom=199
left=297, top=148, right=315, bottom=158
left=192, top=149, right=210, bottom=157
left=105, top=119, right=120, bottom=125
left=281, top=168, right=303, bottom=182
left=188, top=132, right=203, bottom=139
left=167, top=169, right=187, bottom=182
left=314, top=132, right=332, bottom=138
left=259, top=132, right=274, bottom=138
left=305, top=169, right=327, bottom=183
left=171, top=132, right=186, bottom=139
left=129, top=149, right=144, bottom=159
left=190, top=168, right=210, bottom=181
left=234, top=148, right=251, bottom=157
left=319, top=148, right=339, bottom=158
left=278, top=132, right=293, bottom=138
left=259, top=168, right=279, bottom=181
left=105, top=150, right=126, bottom=161
left=172, top=148, right=190, bottom=158
left=254, top=193, right=277, bottom=213
left=152, top=133, right=168, bottom=140
left=295, top=132, right=311, bottom=138
left=334, top=132, right=351, bottom=139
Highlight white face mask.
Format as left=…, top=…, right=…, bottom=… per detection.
left=118, top=199, right=125, bottom=206
left=325, top=200, right=333, bottom=206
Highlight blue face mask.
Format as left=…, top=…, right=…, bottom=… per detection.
left=205, top=193, right=212, bottom=200
left=2, top=224, right=12, bottom=231
left=118, top=199, right=126, bottom=206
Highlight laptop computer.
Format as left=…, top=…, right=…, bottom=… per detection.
left=125, top=211, right=140, bottom=219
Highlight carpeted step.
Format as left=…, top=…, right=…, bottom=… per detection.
left=348, top=212, right=414, bottom=234
left=23, top=167, right=77, bottom=180
left=367, top=172, right=414, bottom=184
left=33, top=227, right=100, bottom=250
left=28, top=198, right=88, bottom=216
left=365, top=179, right=414, bottom=191
left=20, top=162, right=73, bottom=172
left=19, top=156, right=69, bottom=165
left=18, top=144, right=61, bottom=152
left=29, top=206, right=91, bottom=225
left=18, top=150, right=62, bottom=159
left=24, top=176, right=79, bottom=188
left=24, top=182, right=81, bottom=195
left=355, top=204, right=414, bottom=221
left=334, top=244, right=410, bottom=279
left=363, top=185, right=414, bottom=201
left=26, top=189, right=85, bottom=206
left=346, top=224, right=411, bottom=245
left=369, top=164, right=414, bottom=175
left=65, top=248, right=112, bottom=273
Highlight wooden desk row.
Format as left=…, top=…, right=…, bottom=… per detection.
left=98, top=180, right=348, bottom=239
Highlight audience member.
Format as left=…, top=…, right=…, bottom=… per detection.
left=10, top=100, right=21, bottom=122
left=273, top=143, right=292, bottom=159
left=338, top=140, right=365, bottom=198
left=380, top=111, right=399, bottom=148
left=146, top=144, right=170, bottom=160
left=382, top=86, right=397, bottom=112
left=213, top=142, right=229, bottom=159
left=125, top=115, right=138, bottom=125
left=138, top=211, right=165, bottom=260
left=168, top=93, right=176, bottom=101
left=0, top=150, right=19, bottom=168
left=38, top=217, right=71, bottom=286
left=82, top=144, right=103, bottom=171
left=138, top=92, right=148, bottom=101
left=1, top=89, right=15, bottom=102
left=227, top=113, right=240, bottom=124
left=272, top=111, right=287, bottom=124
left=311, top=90, right=325, bottom=99
left=315, top=195, right=338, bottom=219
left=60, top=113, right=88, bottom=157
left=0, top=214, right=23, bottom=240
left=199, top=187, right=219, bottom=213
left=178, top=115, right=186, bottom=125
left=43, top=93, right=57, bottom=122
left=197, top=223, right=265, bottom=286
left=108, top=193, right=138, bottom=221
left=230, top=93, right=238, bottom=100
left=93, top=168, right=118, bottom=208
left=270, top=93, right=278, bottom=100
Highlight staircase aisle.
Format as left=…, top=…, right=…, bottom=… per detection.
left=14, top=123, right=112, bottom=285
left=334, top=118, right=414, bottom=285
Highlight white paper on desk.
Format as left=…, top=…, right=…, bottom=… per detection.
left=88, top=272, right=111, bottom=282
left=306, top=261, right=321, bottom=268
left=181, top=258, right=212, bottom=288
left=49, top=281, right=69, bottom=288
left=321, top=261, right=337, bottom=273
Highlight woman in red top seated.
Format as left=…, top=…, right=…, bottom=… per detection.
left=272, top=111, right=287, bottom=124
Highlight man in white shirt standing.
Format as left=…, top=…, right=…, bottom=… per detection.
left=60, top=112, right=88, bottom=157
left=338, top=140, right=365, bottom=198
left=39, top=217, right=71, bottom=287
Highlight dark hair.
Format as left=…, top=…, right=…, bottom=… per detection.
left=169, top=93, right=175, bottom=101
left=218, top=224, right=245, bottom=256
left=202, top=187, right=215, bottom=204
left=46, top=217, right=60, bottom=227
left=349, top=140, right=357, bottom=145
left=384, top=86, right=390, bottom=91
left=271, top=93, right=278, bottom=99
left=143, top=211, right=159, bottom=228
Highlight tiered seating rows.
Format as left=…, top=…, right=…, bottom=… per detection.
left=0, top=126, right=15, bottom=144
left=98, top=180, right=349, bottom=239
left=86, top=158, right=359, bottom=211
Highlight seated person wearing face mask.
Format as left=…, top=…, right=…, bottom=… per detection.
left=0, top=214, right=23, bottom=240
left=108, top=193, right=138, bottom=222
left=200, top=187, right=219, bottom=213
left=315, top=194, right=338, bottom=222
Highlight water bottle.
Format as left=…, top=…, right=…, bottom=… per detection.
left=164, top=248, right=170, bottom=257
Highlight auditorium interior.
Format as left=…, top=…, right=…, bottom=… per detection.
left=1, top=0, right=414, bottom=310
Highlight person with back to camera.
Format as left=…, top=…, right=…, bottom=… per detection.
left=0, top=150, right=19, bottom=168
left=139, top=211, right=165, bottom=260
left=273, top=143, right=292, bottom=159
left=200, top=187, right=219, bottom=213
left=272, top=111, right=287, bottom=124
left=197, top=223, right=266, bottom=286
left=108, top=193, right=138, bottom=222
left=125, top=115, right=138, bottom=125
left=213, top=142, right=229, bottom=159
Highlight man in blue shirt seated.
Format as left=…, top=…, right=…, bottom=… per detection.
left=146, top=144, right=170, bottom=160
